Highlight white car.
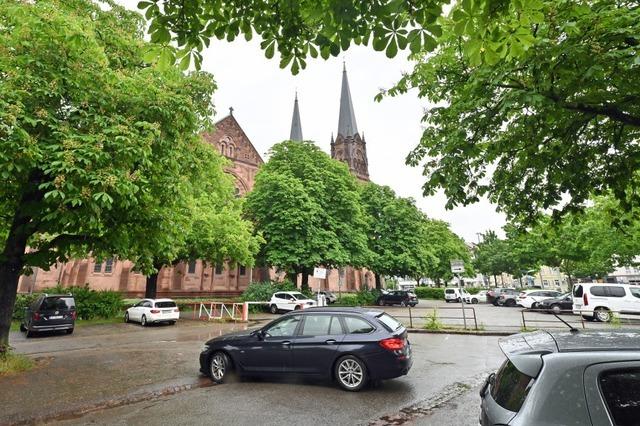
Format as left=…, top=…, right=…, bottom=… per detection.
left=465, top=290, right=488, bottom=304
left=125, top=298, right=180, bottom=326
left=573, top=283, right=640, bottom=322
left=444, top=288, right=471, bottom=303
left=517, top=290, right=562, bottom=309
left=268, top=291, right=316, bottom=314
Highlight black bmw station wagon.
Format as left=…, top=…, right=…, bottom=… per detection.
left=199, top=307, right=412, bottom=391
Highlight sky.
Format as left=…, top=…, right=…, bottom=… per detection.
left=117, top=1, right=507, bottom=243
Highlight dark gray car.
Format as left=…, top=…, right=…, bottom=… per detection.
left=480, top=330, right=640, bottom=425
left=21, top=294, right=76, bottom=337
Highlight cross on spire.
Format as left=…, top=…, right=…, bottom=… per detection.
left=229, top=106, right=234, bottom=116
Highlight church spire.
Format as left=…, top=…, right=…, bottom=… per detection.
left=289, top=92, right=303, bottom=141
left=337, top=63, right=358, bottom=138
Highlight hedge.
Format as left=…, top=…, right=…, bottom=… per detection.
left=13, top=285, right=124, bottom=321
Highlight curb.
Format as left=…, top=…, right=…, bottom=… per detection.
left=407, top=328, right=513, bottom=336
left=8, top=380, right=210, bottom=426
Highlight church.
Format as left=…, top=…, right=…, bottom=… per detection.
left=17, top=66, right=375, bottom=296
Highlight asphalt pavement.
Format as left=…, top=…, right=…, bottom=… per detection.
left=1, top=317, right=505, bottom=425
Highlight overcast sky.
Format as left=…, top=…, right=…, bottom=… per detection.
left=117, top=1, right=506, bottom=243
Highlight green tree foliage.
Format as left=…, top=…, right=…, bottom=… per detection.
left=384, top=0, right=640, bottom=224
left=0, top=0, right=250, bottom=350
left=244, top=141, right=370, bottom=291
left=360, top=183, right=437, bottom=288
left=138, top=0, right=552, bottom=73
left=421, top=219, right=473, bottom=286
left=473, top=231, right=513, bottom=286
left=526, top=197, right=640, bottom=283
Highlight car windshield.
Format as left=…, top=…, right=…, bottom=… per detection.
left=156, top=301, right=176, bottom=308
left=290, top=293, right=306, bottom=300
left=376, top=313, right=403, bottom=331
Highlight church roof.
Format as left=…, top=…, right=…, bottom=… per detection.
left=289, top=93, right=303, bottom=141
left=337, top=64, right=359, bottom=138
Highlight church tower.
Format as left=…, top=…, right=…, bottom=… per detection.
left=331, top=64, right=369, bottom=181
left=289, top=93, right=303, bottom=141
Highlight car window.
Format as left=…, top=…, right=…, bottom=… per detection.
left=143, top=301, right=153, bottom=308
left=591, top=286, right=607, bottom=297
left=630, top=288, right=640, bottom=299
left=343, top=316, right=375, bottom=334
left=377, top=313, right=402, bottom=331
left=155, top=301, right=176, bottom=308
left=274, top=293, right=283, bottom=299
left=608, top=286, right=626, bottom=297
left=491, top=360, right=534, bottom=412
left=264, top=316, right=301, bottom=337
left=300, top=315, right=332, bottom=336
left=599, top=368, right=640, bottom=426
left=573, top=285, right=584, bottom=297
left=290, top=292, right=306, bottom=300
left=40, top=297, right=75, bottom=311
left=445, top=289, right=455, bottom=294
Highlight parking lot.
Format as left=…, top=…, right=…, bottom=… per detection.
left=3, top=314, right=505, bottom=425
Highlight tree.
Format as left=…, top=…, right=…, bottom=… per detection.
left=0, top=0, right=225, bottom=351
left=420, top=219, right=473, bottom=286
left=359, top=183, right=437, bottom=289
left=383, top=0, right=640, bottom=224
left=527, top=196, right=640, bottom=284
left=473, top=232, right=512, bottom=287
left=138, top=0, right=553, bottom=73
left=244, top=141, right=370, bottom=292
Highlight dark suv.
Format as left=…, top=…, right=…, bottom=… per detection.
left=21, top=294, right=77, bottom=337
left=376, top=290, right=418, bottom=307
left=487, top=288, right=516, bottom=305
left=480, top=330, right=640, bottom=425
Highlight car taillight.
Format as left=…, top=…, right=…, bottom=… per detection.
left=33, top=312, right=41, bottom=321
left=379, top=337, right=405, bottom=351
left=583, top=293, right=588, bottom=306
left=70, top=311, right=77, bottom=320
left=150, top=309, right=160, bottom=314
left=174, top=308, right=179, bottom=313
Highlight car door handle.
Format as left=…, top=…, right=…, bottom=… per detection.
left=325, top=339, right=336, bottom=345
left=281, top=341, right=291, bottom=346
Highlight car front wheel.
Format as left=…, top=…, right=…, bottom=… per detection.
left=378, top=299, right=385, bottom=306
left=472, top=298, right=478, bottom=304
left=269, top=304, right=278, bottom=314
left=141, top=314, right=147, bottom=327
left=550, top=304, right=562, bottom=315
left=335, top=355, right=367, bottom=392
left=209, top=352, right=232, bottom=384
left=124, top=312, right=130, bottom=323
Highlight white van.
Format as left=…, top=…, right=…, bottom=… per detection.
left=444, top=287, right=471, bottom=303
left=572, top=283, right=640, bottom=322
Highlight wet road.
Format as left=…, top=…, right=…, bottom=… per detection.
left=2, top=313, right=507, bottom=425
left=46, top=329, right=504, bottom=425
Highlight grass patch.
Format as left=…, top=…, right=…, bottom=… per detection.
left=424, top=309, right=443, bottom=330
left=0, top=352, right=35, bottom=376
left=11, top=316, right=123, bottom=333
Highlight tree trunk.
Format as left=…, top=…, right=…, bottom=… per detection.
left=301, top=268, right=310, bottom=293
left=286, top=270, right=298, bottom=287
left=145, top=272, right=159, bottom=299
left=0, top=206, right=32, bottom=353
left=435, top=278, right=441, bottom=288
left=374, top=273, right=382, bottom=290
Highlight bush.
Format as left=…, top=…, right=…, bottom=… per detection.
left=240, top=281, right=299, bottom=302
left=335, top=288, right=381, bottom=306
left=13, top=284, right=124, bottom=321
left=414, top=287, right=445, bottom=300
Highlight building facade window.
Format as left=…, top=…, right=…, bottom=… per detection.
left=93, top=262, right=102, bottom=273
left=188, top=260, right=197, bottom=274
left=239, top=266, right=246, bottom=276
left=215, top=263, right=223, bottom=275
left=104, top=258, right=114, bottom=274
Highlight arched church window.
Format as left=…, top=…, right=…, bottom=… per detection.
left=219, top=142, right=226, bottom=155
left=228, top=145, right=235, bottom=157
left=234, top=187, right=241, bottom=198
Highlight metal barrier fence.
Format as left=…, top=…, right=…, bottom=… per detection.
left=520, top=308, right=640, bottom=330
left=364, top=305, right=479, bottom=331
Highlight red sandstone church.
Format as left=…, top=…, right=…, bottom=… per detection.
left=18, top=66, right=376, bottom=296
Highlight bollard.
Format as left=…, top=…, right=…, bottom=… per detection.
left=408, top=305, right=413, bottom=328
left=242, top=302, right=249, bottom=321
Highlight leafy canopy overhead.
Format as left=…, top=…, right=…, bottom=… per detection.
left=138, top=0, right=551, bottom=73
left=383, top=0, right=640, bottom=224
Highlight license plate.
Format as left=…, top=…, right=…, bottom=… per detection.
left=162, top=310, right=172, bottom=314
left=574, top=304, right=582, bottom=309
left=49, top=315, right=63, bottom=319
